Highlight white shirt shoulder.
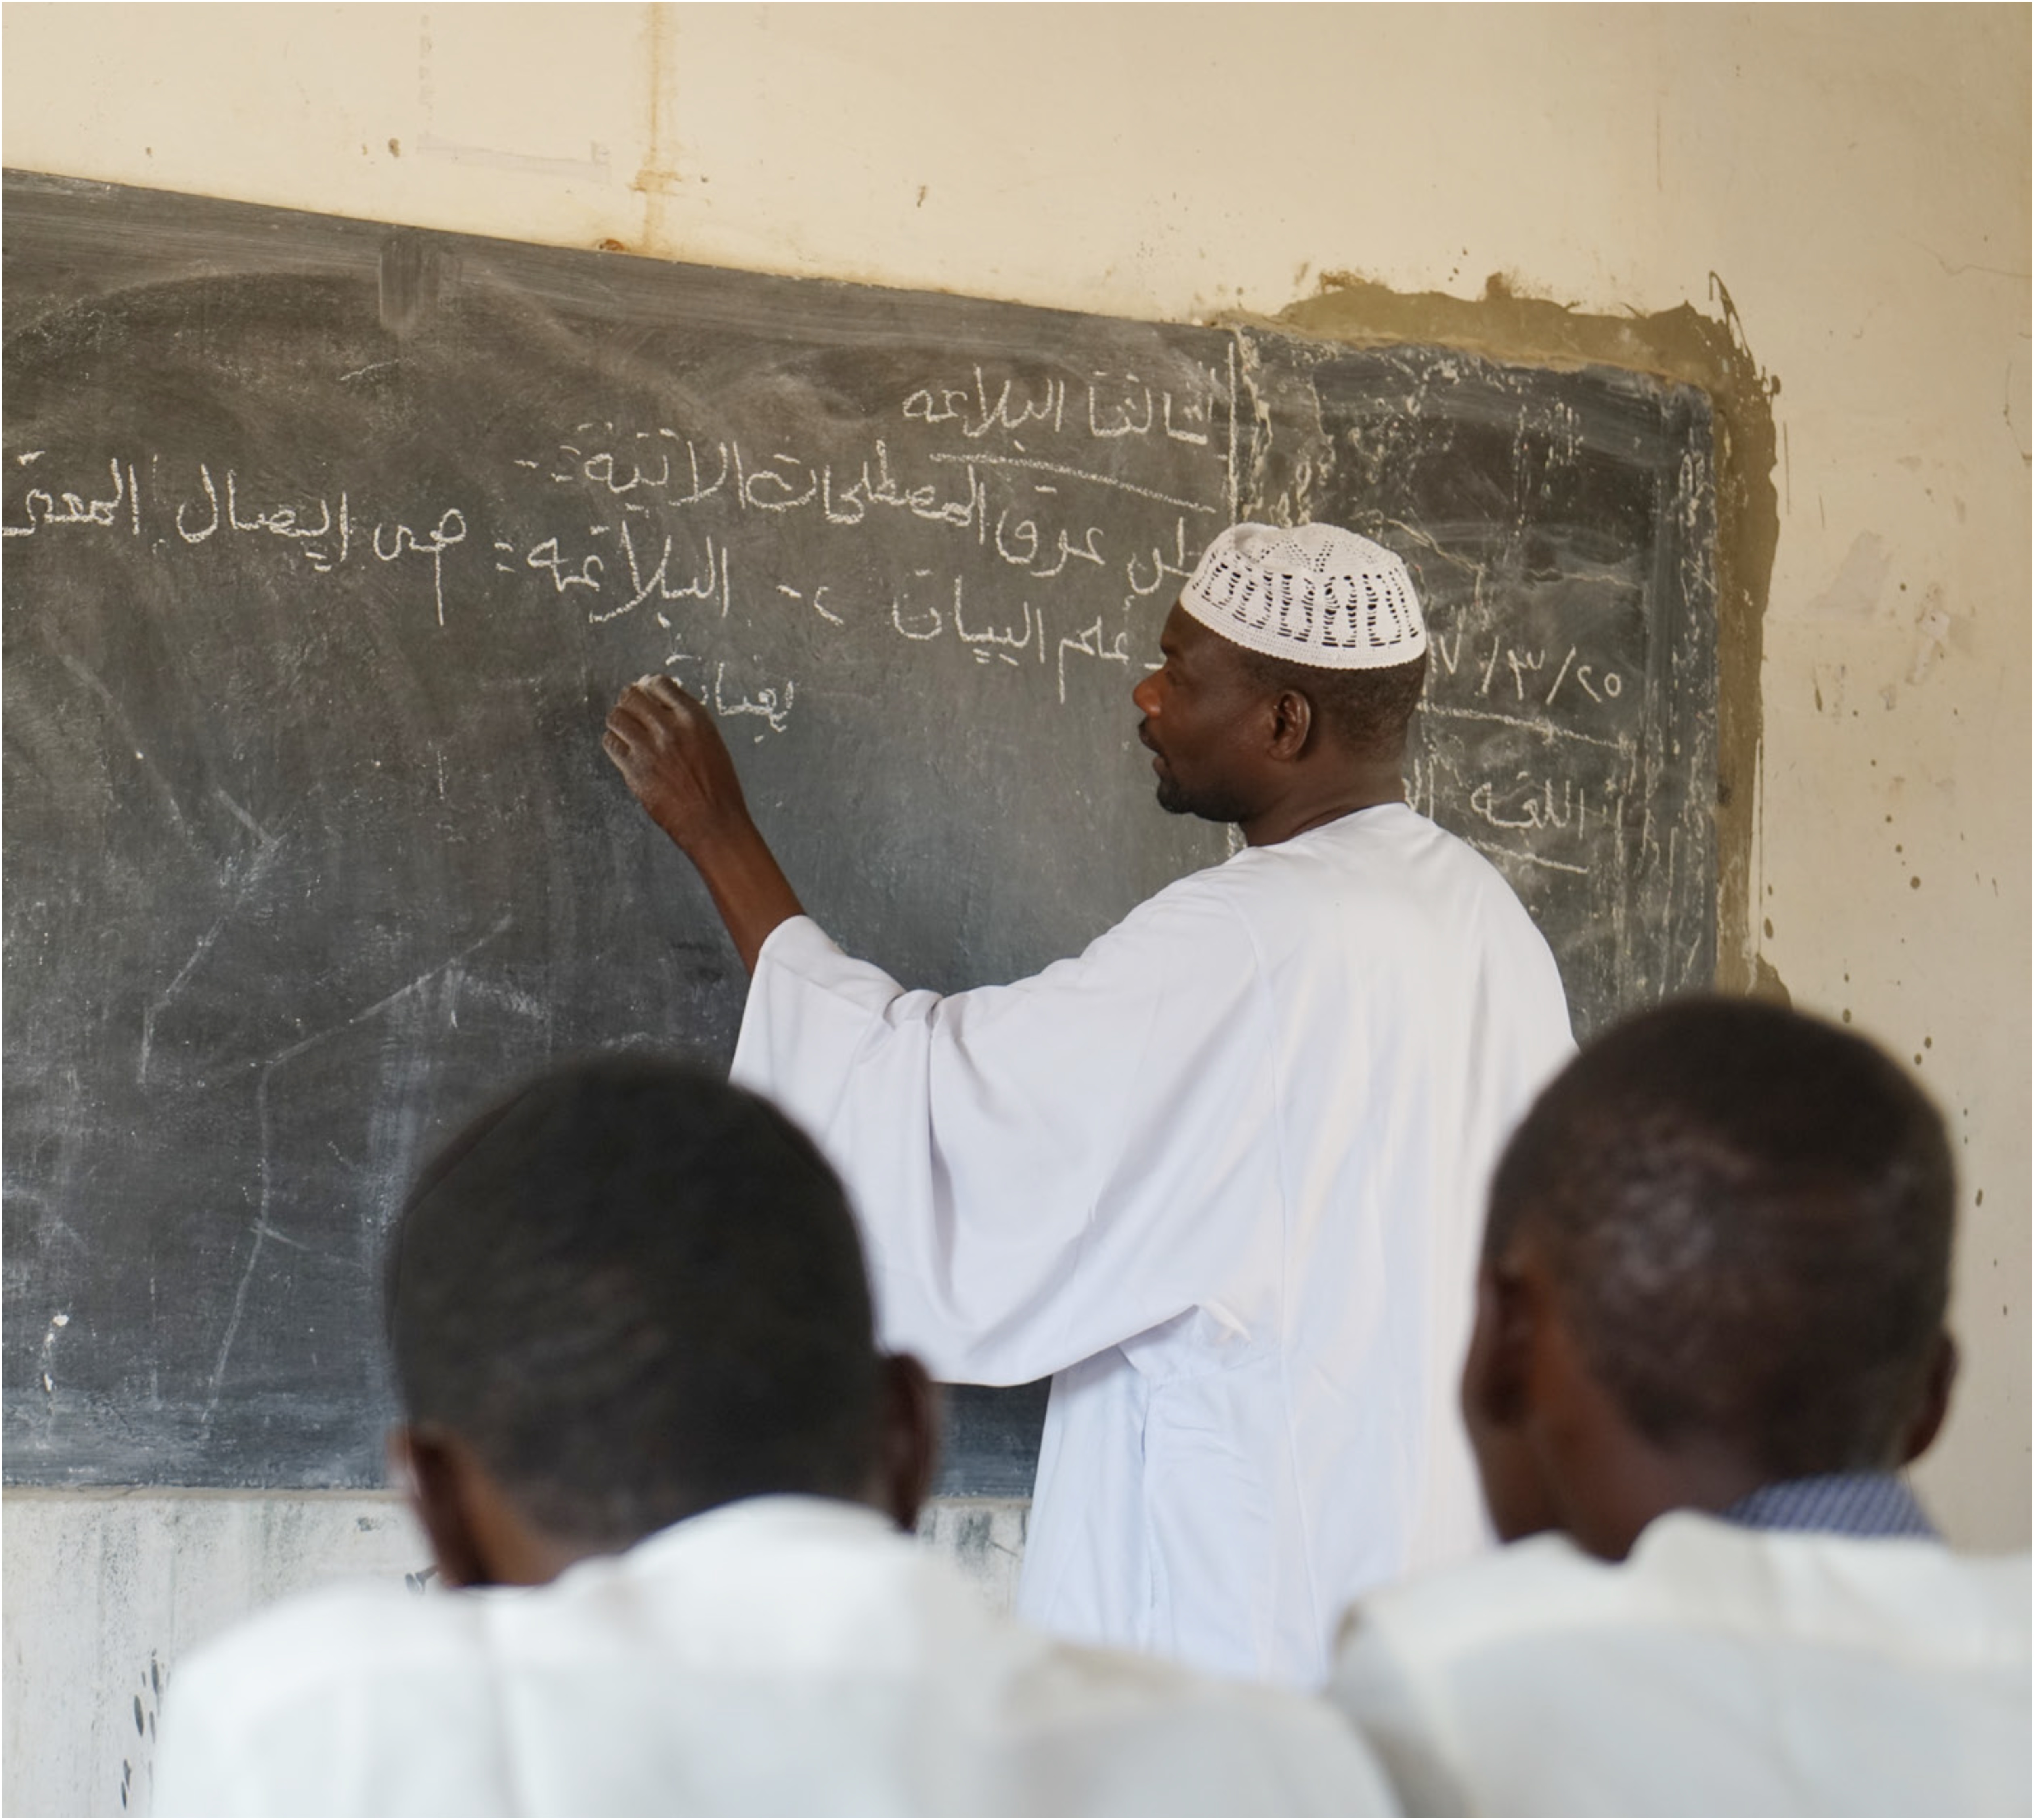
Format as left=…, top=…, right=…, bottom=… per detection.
left=1328, top=1512, right=2033, bottom=1817
left=155, top=1496, right=1399, bottom=1818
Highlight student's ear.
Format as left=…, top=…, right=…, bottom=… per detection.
left=872, top=1354, right=942, bottom=1531
left=1460, top=1252, right=1560, bottom=1543
left=1462, top=1258, right=1532, bottom=1429
left=1897, top=1331, right=1959, bottom=1467
left=1267, top=688, right=1313, bottom=761
left=390, top=1423, right=493, bottom=1589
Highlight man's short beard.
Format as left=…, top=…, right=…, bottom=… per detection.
left=1155, top=773, right=1254, bottom=825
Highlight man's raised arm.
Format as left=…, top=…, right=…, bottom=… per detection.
left=602, top=674, right=804, bottom=974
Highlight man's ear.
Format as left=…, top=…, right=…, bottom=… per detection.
left=391, top=1423, right=494, bottom=1589
left=871, top=1354, right=942, bottom=1531
left=1267, top=687, right=1314, bottom=761
left=1898, top=1331, right=1959, bottom=1466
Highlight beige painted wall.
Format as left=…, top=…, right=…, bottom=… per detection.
left=5, top=2, right=2026, bottom=1551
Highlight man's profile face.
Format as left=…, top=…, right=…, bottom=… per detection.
left=1130, top=605, right=1268, bottom=825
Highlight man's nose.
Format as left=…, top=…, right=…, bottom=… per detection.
left=1130, top=673, right=1160, bottom=715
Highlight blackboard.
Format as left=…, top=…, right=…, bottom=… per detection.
left=3, top=173, right=1716, bottom=1493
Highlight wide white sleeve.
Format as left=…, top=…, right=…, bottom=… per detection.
left=730, top=884, right=1275, bottom=1384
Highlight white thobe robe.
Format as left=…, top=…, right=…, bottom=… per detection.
left=1328, top=1511, right=2032, bottom=1816
left=152, top=1495, right=1395, bottom=1818
left=732, top=803, right=1574, bottom=1686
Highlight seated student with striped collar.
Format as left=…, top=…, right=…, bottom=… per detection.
left=154, top=1058, right=1393, bottom=1818
left=1328, top=998, right=2030, bottom=1817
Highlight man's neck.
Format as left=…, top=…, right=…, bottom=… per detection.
left=1241, top=763, right=1406, bottom=847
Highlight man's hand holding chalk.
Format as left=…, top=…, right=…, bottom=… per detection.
left=603, top=675, right=804, bottom=974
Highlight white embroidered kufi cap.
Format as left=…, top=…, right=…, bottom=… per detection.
left=1178, top=521, right=1427, bottom=669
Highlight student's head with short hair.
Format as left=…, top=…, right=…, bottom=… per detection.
left=1463, top=996, right=1958, bottom=1559
left=386, top=1057, right=936, bottom=1586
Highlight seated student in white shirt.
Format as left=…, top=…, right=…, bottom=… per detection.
left=1328, top=997, right=2030, bottom=1818
left=153, top=1058, right=1394, bottom=1819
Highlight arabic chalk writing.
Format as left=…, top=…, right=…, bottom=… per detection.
left=4, top=370, right=1640, bottom=904
left=597, top=525, right=727, bottom=625
left=370, top=510, right=468, bottom=627
left=2, top=457, right=136, bottom=537
left=711, top=661, right=795, bottom=741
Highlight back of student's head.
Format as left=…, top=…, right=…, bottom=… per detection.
left=1487, top=997, right=1955, bottom=1480
left=387, top=1057, right=881, bottom=1549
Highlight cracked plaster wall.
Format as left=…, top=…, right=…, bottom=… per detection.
left=4, top=3, right=2027, bottom=1812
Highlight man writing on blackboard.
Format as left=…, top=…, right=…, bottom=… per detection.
left=604, top=522, right=1573, bottom=1686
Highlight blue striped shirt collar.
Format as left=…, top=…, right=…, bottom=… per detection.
left=1719, top=1471, right=1939, bottom=1540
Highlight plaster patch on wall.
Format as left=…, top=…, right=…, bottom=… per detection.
left=1751, top=951, right=1793, bottom=1008
left=1804, top=532, right=1891, bottom=621
left=1909, top=587, right=1953, bottom=684
left=1812, top=663, right=1849, bottom=715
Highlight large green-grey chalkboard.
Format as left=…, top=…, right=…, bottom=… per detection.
left=3, top=173, right=1715, bottom=1491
